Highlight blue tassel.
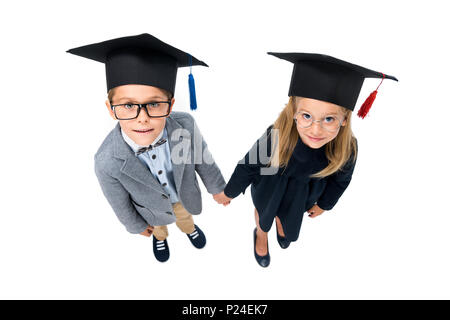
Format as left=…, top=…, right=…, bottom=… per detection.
left=188, top=54, right=197, bottom=111
left=188, top=72, right=197, bottom=111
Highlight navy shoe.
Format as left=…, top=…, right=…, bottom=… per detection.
left=276, top=221, right=291, bottom=249
left=253, top=228, right=270, bottom=268
left=153, top=236, right=170, bottom=262
left=186, top=225, right=206, bottom=249
left=276, top=233, right=291, bottom=249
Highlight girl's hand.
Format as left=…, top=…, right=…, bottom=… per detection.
left=307, top=204, right=325, bottom=218
left=140, top=225, right=154, bottom=237
left=213, top=191, right=232, bottom=206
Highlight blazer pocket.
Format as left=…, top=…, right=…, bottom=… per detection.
left=130, top=197, right=145, bottom=208
left=130, top=197, right=157, bottom=225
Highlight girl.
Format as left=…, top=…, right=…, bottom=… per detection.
left=216, top=52, right=397, bottom=267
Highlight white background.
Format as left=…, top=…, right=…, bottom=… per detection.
left=1, top=0, right=449, bottom=299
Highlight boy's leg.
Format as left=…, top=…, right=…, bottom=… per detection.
left=153, top=225, right=169, bottom=241
left=152, top=225, right=170, bottom=263
left=172, top=202, right=195, bottom=234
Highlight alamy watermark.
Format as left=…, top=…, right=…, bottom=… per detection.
left=169, top=124, right=279, bottom=176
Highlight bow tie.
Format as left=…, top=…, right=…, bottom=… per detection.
left=135, top=138, right=167, bottom=156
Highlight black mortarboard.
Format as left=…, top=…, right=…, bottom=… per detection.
left=267, top=52, right=398, bottom=118
left=67, top=33, right=208, bottom=110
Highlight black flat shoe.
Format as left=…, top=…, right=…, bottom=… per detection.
left=253, top=228, right=270, bottom=268
left=276, top=220, right=291, bottom=249
left=276, top=233, right=291, bottom=249
left=153, top=236, right=170, bottom=262
left=186, top=224, right=206, bottom=249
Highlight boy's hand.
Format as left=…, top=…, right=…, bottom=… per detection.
left=213, top=191, right=232, bottom=206
left=140, top=225, right=154, bottom=237
left=307, top=204, right=325, bottom=218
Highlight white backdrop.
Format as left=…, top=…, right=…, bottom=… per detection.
left=1, top=0, right=449, bottom=299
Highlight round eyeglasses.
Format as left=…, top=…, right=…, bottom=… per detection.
left=294, top=111, right=345, bottom=133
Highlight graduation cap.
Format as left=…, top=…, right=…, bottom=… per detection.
left=66, top=33, right=208, bottom=110
left=267, top=52, right=398, bottom=118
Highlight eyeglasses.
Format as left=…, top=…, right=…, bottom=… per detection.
left=110, top=101, right=172, bottom=120
left=293, top=111, right=345, bottom=133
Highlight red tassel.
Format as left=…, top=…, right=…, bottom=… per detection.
left=357, top=90, right=378, bottom=119
left=357, top=73, right=385, bottom=119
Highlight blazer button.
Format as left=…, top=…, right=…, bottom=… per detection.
left=162, top=182, right=167, bottom=187
left=165, top=211, right=172, bottom=215
left=158, top=170, right=163, bottom=175
left=162, top=194, right=168, bottom=199
left=152, top=154, right=156, bottom=160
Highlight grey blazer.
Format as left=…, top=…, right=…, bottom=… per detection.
left=94, top=111, right=226, bottom=234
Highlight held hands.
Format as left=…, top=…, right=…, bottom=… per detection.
left=307, top=204, right=325, bottom=218
left=213, top=191, right=232, bottom=206
left=140, top=225, right=154, bottom=237
left=140, top=192, right=232, bottom=238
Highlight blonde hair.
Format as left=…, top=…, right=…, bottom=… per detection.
left=269, top=96, right=357, bottom=178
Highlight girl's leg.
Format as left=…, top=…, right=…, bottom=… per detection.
left=275, top=216, right=286, bottom=237
left=254, top=208, right=269, bottom=256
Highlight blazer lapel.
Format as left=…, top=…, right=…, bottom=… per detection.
left=165, top=115, right=190, bottom=193
left=112, top=123, right=164, bottom=193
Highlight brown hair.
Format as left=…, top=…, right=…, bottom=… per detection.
left=107, top=86, right=173, bottom=103
left=269, top=96, right=357, bottom=178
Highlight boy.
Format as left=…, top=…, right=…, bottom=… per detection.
left=67, top=33, right=227, bottom=262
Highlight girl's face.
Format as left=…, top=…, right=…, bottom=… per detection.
left=294, top=97, right=347, bottom=149
left=105, top=84, right=175, bottom=146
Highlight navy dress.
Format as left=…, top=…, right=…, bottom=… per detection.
left=224, top=125, right=357, bottom=242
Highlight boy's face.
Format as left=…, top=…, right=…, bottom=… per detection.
left=105, top=84, right=175, bottom=146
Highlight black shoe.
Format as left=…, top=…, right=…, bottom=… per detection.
left=253, top=228, right=270, bottom=268
left=276, top=221, right=291, bottom=249
left=276, top=233, right=291, bottom=249
left=186, top=225, right=206, bottom=249
left=153, top=236, right=170, bottom=262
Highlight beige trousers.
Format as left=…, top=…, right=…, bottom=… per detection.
left=153, top=202, right=195, bottom=241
